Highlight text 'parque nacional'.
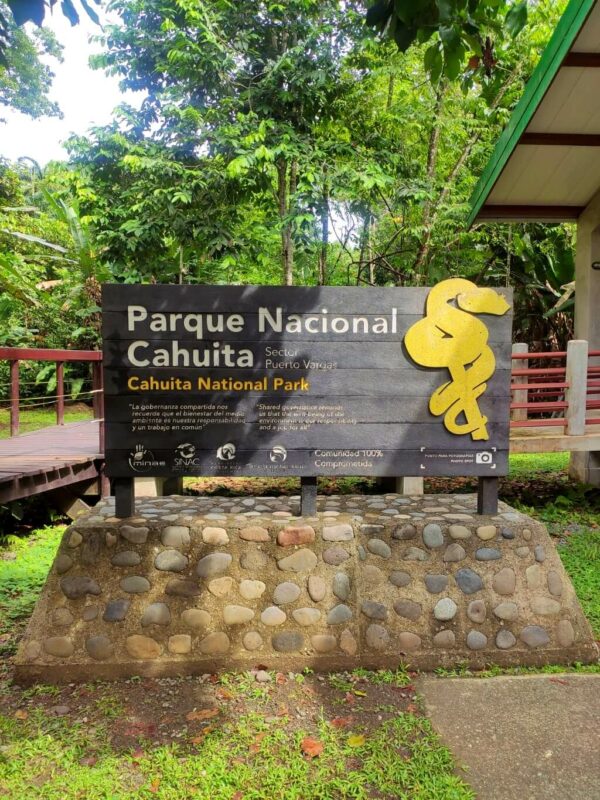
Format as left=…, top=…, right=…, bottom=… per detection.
left=125, top=305, right=399, bottom=367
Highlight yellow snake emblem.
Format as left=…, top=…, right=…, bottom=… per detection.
left=404, top=278, right=511, bottom=441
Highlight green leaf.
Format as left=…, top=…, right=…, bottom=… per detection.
left=424, top=44, right=443, bottom=84
left=393, top=23, right=416, bottom=52
left=436, top=0, right=453, bottom=24
left=505, top=1, right=527, bottom=38
left=366, top=0, right=392, bottom=28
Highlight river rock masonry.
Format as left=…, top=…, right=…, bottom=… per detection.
left=15, top=493, right=597, bottom=682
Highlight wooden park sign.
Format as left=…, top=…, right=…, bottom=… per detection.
left=102, top=279, right=513, bottom=516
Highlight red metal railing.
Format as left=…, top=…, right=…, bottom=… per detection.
left=510, top=344, right=600, bottom=430
left=2, top=345, right=599, bottom=445
left=0, top=348, right=103, bottom=441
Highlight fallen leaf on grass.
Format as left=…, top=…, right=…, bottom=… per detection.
left=406, top=703, right=419, bottom=714
left=186, top=708, right=220, bottom=722
left=14, top=710, right=28, bottom=720
left=79, top=755, right=98, bottom=767
left=275, top=672, right=287, bottom=685
left=123, top=721, right=157, bottom=738
left=347, top=734, right=366, bottom=748
left=191, top=725, right=216, bottom=745
left=149, top=778, right=160, bottom=794
left=277, top=704, right=289, bottom=717
left=131, top=748, right=145, bottom=762
left=216, top=688, right=234, bottom=701
left=249, top=732, right=266, bottom=753
left=232, top=792, right=244, bottom=800
left=344, top=692, right=356, bottom=706
left=394, top=684, right=415, bottom=693
left=331, top=717, right=353, bottom=729
left=301, top=737, right=324, bottom=758
left=353, top=690, right=367, bottom=697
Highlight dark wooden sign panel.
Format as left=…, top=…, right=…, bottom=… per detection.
left=102, top=283, right=513, bottom=479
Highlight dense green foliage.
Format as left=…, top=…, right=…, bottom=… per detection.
left=0, top=2, right=62, bottom=117
left=0, top=0, right=576, bottom=355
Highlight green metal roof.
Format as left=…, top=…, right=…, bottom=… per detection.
left=467, top=0, right=597, bottom=227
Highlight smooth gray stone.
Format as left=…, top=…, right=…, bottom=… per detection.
left=425, top=574, right=448, bottom=594
left=393, top=599, right=422, bottom=621
left=43, top=637, right=74, bottom=658
left=103, top=599, right=130, bottom=622
left=443, top=543, right=466, bottom=562
left=120, top=525, right=149, bottom=544
left=475, top=548, right=502, bottom=561
left=327, top=604, right=353, bottom=625
left=155, top=549, right=188, bottom=572
left=534, top=545, right=546, bottom=562
left=496, top=629, right=517, bottom=649
left=455, top=568, right=483, bottom=595
left=273, top=581, right=301, bottom=605
left=466, top=630, right=488, bottom=650
left=55, top=554, right=73, bottom=574
left=165, top=579, right=201, bottom=597
left=493, top=602, right=519, bottom=621
left=361, top=600, right=387, bottom=620
left=333, top=572, right=351, bottom=601
left=392, top=524, right=417, bottom=540
left=161, top=526, right=190, bottom=548
left=307, top=576, right=327, bottom=602
left=60, top=576, right=101, bottom=599
left=367, top=538, right=392, bottom=559
left=493, top=567, right=516, bottom=595
left=272, top=631, right=304, bottom=653
left=86, top=635, right=114, bottom=661
left=389, top=570, right=412, bottom=587
left=111, top=550, right=141, bottom=567
left=365, top=624, right=390, bottom=650
left=434, top=597, right=458, bottom=621
left=323, top=546, right=351, bottom=566
left=467, top=599, right=487, bottom=624
left=322, top=524, right=353, bottom=541
left=404, top=546, right=428, bottom=561
left=277, top=549, right=318, bottom=572
left=423, top=524, right=444, bottom=549
left=520, top=625, right=550, bottom=648
left=197, top=552, right=233, bottom=578
left=120, top=576, right=151, bottom=593
left=501, top=528, right=515, bottom=540
left=141, top=602, right=171, bottom=626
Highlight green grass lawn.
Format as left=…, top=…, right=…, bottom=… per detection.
left=0, top=404, right=93, bottom=439
left=0, top=452, right=598, bottom=799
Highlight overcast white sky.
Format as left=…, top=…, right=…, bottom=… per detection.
left=1, top=9, right=141, bottom=164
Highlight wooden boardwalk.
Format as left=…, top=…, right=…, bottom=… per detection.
left=0, top=421, right=103, bottom=504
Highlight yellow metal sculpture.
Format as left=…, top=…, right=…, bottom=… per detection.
left=404, top=278, right=511, bottom=441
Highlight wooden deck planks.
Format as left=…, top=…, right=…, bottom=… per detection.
left=0, top=421, right=102, bottom=503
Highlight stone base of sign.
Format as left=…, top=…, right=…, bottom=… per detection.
left=14, top=494, right=597, bottom=684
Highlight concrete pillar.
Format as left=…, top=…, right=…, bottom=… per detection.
left=134, top=477, right=184, bottom=497
left=570, top=192, right=600, bottom=485
left=395, top=476, right=424, bottom=495
left=511, top=343, right=528, bottom=422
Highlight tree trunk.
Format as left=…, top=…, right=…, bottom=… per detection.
left=413, top=82, right=446, bottom=284
left=277, top=157, right=293, bottom=286
left=413, top=67, right=521, bottom=283
left=386, top=73, right=395, bottom=111
left=317, top=165, right=329, bottom=285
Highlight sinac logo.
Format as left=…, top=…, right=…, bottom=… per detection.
left=176, top=442, right=196, bottom=460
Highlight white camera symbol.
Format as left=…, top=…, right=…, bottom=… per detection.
left=476, top=451, right=493, bottom=465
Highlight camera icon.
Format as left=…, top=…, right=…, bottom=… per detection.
left=475, top=451, right=494, bottom=465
